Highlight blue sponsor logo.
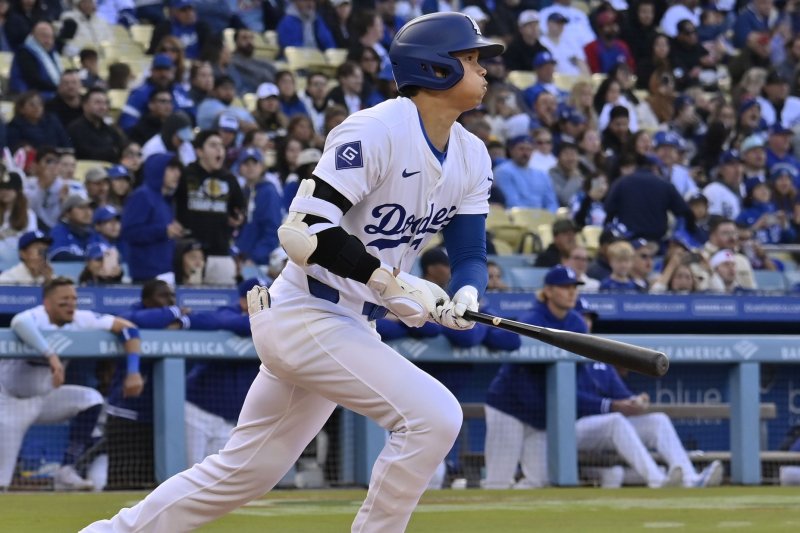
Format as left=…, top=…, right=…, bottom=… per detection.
left=364, top=203, right=457, bottom=250
left=335, top=141, right=363, bottom=170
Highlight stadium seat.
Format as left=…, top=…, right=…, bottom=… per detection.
left=52, top=262, right=85, bottom=281
left=284, top=47, right=328, bottom=73
left=590, top=73, right=607, bottom=89
left=491, top=238, right=514, bottom=255
left=537, top=223, right=553, bottom=249
left=107, top=89, right=129, bottom=117
left=490, top=224, right=527, bottom=252
left=507, top=70, right=536, bottom=90
left=263, top=30, right=279, bottom=47
left=753, top=270, right=787, bottom=292
left=242, top=92, right=258, bottom=113
left=323, top=48, right=348, bottom=67
left=0, top=51, right=12, bottom=78
left=486, top=204, right=511, bottom=230
left=553, top=73, right=583, bottom=91
left=487, top=254, right=536, bottom=271
left=130, top=24, right=154, bottom=51
left=509, top=207, right=556, bottom=231
left=508, top=266, right=549, bottom=289
left=0, top=100, right=13, bottom=121
left=75, top=160, right=108, bottom=182
left=582, top=225, right=603, bottom=252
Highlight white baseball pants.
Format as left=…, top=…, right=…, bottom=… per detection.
left=82, top=276, right=462, bottom=533
left=0, top=385, right=103, bottom=487
left=576, top=412, right=699, bottom=487
left=482, top=405, right=548, bottom=489
left=184, top=401, right=234, bottom=468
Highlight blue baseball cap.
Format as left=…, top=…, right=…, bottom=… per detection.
left=532, top=51, right=556, bottom=69
left=86, top=242, right=110, bottom=260
left=105, top=164, right=130, bottom=180
left=719, top=149, right=740, bottom=165
left=738, top=98, right=760, bottom=116
left=653, top=131, right=684, bottom=150
left=238, top=277, right=268, bottom=297
left=769, top=123, right=793, bottom=136
left=18, top=230, right=52, bottom=250
left=93, top=205, right=121, bottom=224
left=170, top=0, right=194, bottom=8
left=236, top=147, right=264, bottom=165
left=152, top=53, right=175, bottom=70
left=744, top=177, right=767, bottom=197
left=507, top=134, right=534, bottom=149
left=547, top=12, right=569, bottom=24
left=630, top=237, right=655, bottom=251
left=770, top=162, right=800, bottom=181
left=558, top=105, right=586, bottom=125
left=544, top=265, right=584, bottom=286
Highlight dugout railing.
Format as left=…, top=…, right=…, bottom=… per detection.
left=1, top=330, right=799, bottom=487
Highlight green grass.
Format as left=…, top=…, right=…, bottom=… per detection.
left=2, top=487, right=800, bottom=532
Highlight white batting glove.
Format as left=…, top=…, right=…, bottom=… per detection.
left=367, top=267, right=436, bottom=328
left=247, top=285, right=271, bottom=316
left=433, top=285, right=478, bottom=330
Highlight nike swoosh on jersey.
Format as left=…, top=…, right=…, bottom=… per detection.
left=402, top=169, right=421, bottom=178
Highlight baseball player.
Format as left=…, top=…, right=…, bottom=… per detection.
left=0, top=277, right=143, bottom=491
left=83, top=12, right=501, bottom=532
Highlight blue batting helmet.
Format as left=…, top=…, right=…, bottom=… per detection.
left=389, top=12, right=505, bottom=92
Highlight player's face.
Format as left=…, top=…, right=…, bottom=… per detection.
left=150, top=285, right=177, bottom=307
left=45, top=285, right=78, bottom=324
left=450, top=50, right=488, bottom=111
left=545, top=284, right=578, bottom=312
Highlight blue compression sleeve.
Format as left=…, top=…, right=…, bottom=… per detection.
left=10, top=312, right=52, bottom=355
left=117, top=326, right=141, bottom=374
left=442, top=214, right=488, bottom=297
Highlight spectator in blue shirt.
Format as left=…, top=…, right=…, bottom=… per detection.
left=733, top=0, right=776, bottom=49
left=91, top=204, right=129, bottom=263
left=736, top=179, right=796, bottom=244
left=493, top=135, right=559, bottom=211
left=6, top=90, right=71, bottom=151
left=276, top=0, right=336, bottom=53
left=765, top=124, right=800, bottom=173
left=49, top=194, right=95, bottom=261
left=147, top=0, right=213, bottom=60
left=234, top=148, right=282, bottom=265
left=121, top=153, right=185, bottom=282
left=599, top=240, right=642, bottom=292
left=196, top=75, right=257, bottom=131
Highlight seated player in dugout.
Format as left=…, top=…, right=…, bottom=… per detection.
left=82, top=12, right=506, bottom=533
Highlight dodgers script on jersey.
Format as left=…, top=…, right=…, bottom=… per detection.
left=282, top=97, right=492, bottom=305
left=0, top=307, right=115, bottom=398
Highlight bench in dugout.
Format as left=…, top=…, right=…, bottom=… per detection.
left=457, top=402, right=800, bottom=486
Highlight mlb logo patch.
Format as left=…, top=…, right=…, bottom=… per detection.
left=335, top=141, right=364, bottom=170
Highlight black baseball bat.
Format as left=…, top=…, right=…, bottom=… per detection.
left=463, top=310, right=669, bottom=377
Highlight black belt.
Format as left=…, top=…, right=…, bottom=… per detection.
left=306, top=276, right=388, bottom=320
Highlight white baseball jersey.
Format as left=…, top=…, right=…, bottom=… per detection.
left=0, top=306, right=115, bottom=398
left=284, top=97, right=492, bottom=304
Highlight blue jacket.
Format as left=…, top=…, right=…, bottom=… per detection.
left=118, top=80, right=195, bottom=132
left=90, top=233, right=131, bottom=264
left=235, top=181, right=283, bottom=265
left=576, top=362, right=635, bottom=418
left=736, top=202, right=797, bottom=244
left=733, top=5, right=771, bottom=48
left=121, top=153, right=176, bottom=281
left=493, top=160, right=559, bottom=211
left=6, top=113, right=71, bottom=151
left=49, top=223, right=95, bottom=261
left=276, top=13, right=336, bottom=52
left=486, top=300, right=587, bottom=428
left=185, top=305, right=257, bottom=421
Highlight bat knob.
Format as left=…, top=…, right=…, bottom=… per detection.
left=654, top=352, right=670, bottom=377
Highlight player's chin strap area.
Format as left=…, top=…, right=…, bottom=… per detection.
left=278, top=177, right=381, bottom=284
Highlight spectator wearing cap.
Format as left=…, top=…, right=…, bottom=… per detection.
left=771, top=163, right=800, bottom=208
left=78, top=241, right=122, bottom=284
left=59, top=0, right=112, bottom=53
left=503, top=10, right=549, bottom=72
left=535, top=218, right=578, bottom=267
left=604, top=156, right=694, bottom=242
left=298, top=72, right=330, bottom=135
left=8, top=21, right=63, bottom=99
left=66, top=87, right=126, bottom=162
left=277, top=0, right=336, bottom=53
left=49, top=194, right=95, bottom=261
left=493, top=135, right=559, bottom=211
left=736, top=179, right=796, bottom=244
left=121, top=153, right=184, bottom=283
left=83, top=166, right=110, bottom=209
left=539, top=12, right=588, bottom=76
left=197, top=75, right=257, bottom=131
left=0, top=230, right=53, bottom=283
left=704, top=150, right=744, bottom=219
left=92, top=204, right=129, bottom=261
left=765, top=124, right=800, bottom=171
left=46, top=70, right=84, bottom=131
left=583, top=11, right=635, bottom=75
left=253, top=82, right=289, bottom=138
left=630, top=238, right=657, bottom=291
left=702, top=216, right=757, bottom=289
left=24, top=147, right=68, bottom=232
left=653, top=131, right=699, bottom=198
left=549, top=142, right=584, bottom=207
left=176, top=130, right=246, bottom=285
left=148, top=0, right=211, bottom=60
left=599, top=240, right=641, bottom=292
left=539, top=0, right=596, bottom=49
left=230, top=28, right=277, bottom=95
left=483, top=264, right=583, bottom=489
left=106, top=164, right=133, bottom=211
left=732, top=0, right=777, bottom=50
left=740, top=134, right=768, bottom=185
left=522, top=52, right=570, bottom=111
left=556, top=106, right=587, bottom=146
left=118, top=54, right=195, bottom=133
left=708, top=249, right=744, bottom=293
left=141, top=111, right=197, bottom=166
left=234, top=148, right=282, bottom=265
left=660, top=0, right=701, bottom=38
left=757, top=71, right=800, bottom=129
left=127, top=89, right=174, bottom=145
left=684, top=191, right=710, bottom=243
left=0, top=168, right=37, bottom=266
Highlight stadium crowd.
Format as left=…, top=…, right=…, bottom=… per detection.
left=0, top=0, right=799, bottom=492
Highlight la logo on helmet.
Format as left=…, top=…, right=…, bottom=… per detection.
left=467, top=15, right=482, bottom=35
